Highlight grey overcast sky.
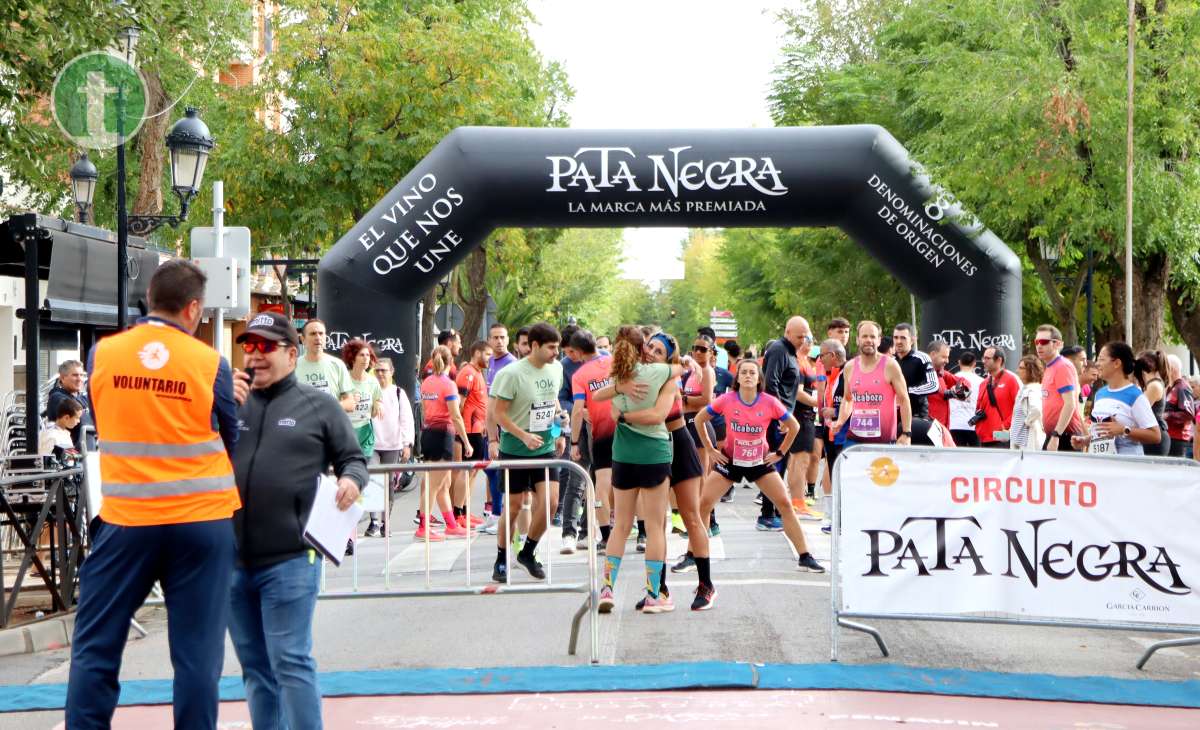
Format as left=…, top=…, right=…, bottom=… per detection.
left=526, top=0, right=788, bottom=282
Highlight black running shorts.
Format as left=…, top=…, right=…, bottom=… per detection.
left=590, top=435, right=614, bottom=471
left=421, top=428, right=454, bottom=462
left=498, top=451, right=557, bottom=494
left=713, top=459, right=776, bottom=484
left=669, top=427, right=704, bottom=486
left=611, top=460, right=671, bottom=490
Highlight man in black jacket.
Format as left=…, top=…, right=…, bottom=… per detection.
left=229, top=311, right=367, bottom=729
left=892, top=323, right=939, bottom=445
left=759, top=316, right=812, bottom=531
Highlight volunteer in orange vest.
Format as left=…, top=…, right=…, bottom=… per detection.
left=67, top=260, right=244, bottom=730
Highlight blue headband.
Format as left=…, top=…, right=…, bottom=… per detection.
left=651, top=333, right=675, bottom=358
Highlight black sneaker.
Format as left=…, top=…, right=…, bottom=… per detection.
left=516, top=552, right=546, bottom=580
left=636, top=534, right=646, bottom=553
left=344, top=539, right=354, bottom=557
left=596, top=539, right=607, bottom=554
left=691, top=584, right=717, bottom=611
left=798, top=552, right=826, bottom=573
left=720, top=487, right=733, bottom=503
left=364, top=521, right=381, bottom=538
left=492, top=561, right=507, bottom=583
left=753, top=493, right=764, bottom=505
left=671, top=552, right=696, bottom=573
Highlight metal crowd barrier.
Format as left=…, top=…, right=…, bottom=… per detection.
left=829, top=445, right=1200, bottom=670
left=329, top=459, right=600, bottom=663
left=143, top=457, right=602, bottom=663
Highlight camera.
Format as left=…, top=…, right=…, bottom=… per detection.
left=967, top=410, right=987, bottom=427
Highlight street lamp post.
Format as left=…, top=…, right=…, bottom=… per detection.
left=104, top=25, right=213, bottom=330
left=69, top=153, right=98, bottom=223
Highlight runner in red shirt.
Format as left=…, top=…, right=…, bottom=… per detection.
left=452, top=340, right=493, bottom=528
left=1035, top=325, right=1084, bottom=450
left=418, top=346, right=471, bottom=540
left=925, top=340, right=962, bottom=429
left=571, top=333, right=615, bottom=552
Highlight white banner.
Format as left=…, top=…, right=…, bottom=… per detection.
left=836, top=446, right=1200, bottom=628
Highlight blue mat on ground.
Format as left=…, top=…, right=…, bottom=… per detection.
left=3, top=661, right=1198, bottom=713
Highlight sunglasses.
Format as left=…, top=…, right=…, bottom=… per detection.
left=692, top=345, right=710, bottom=353
left=1034, top=338, right=1055, bottom=346
left=241, top=340, right=279, bottom=354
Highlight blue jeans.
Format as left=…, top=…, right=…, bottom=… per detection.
left=228, top=553, right=323, bottom=730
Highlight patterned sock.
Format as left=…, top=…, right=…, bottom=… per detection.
left=645, top=560, right=665, bottom=598
left=604, top=555, right=622, bottom=588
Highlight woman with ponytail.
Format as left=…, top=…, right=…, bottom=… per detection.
left=417, top=345, right=473, bottom=540
left=594, top=325, right=679, bottom=614
left=1135, top=350, right=1171, bottom=456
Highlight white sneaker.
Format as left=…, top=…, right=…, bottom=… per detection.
left=481, top=514, right=499, bottom=534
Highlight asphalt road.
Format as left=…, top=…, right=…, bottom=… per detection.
left=2, top=478, right=1197, bottom=728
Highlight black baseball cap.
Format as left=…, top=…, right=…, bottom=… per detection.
left=236, top=311, right=299, bottom=345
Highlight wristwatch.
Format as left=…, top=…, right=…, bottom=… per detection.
left=571, top=440, right=579, bottom=446
left=1123, top=426, right=1132, bottom=436
left=774, top=449, right=785, bottom=458
left=1050, top=430, right=1061, bottom=438
left=900, top=430, right=912, bottom=437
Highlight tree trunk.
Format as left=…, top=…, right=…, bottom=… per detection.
left=1025, top=236, right=1086, bottom=346
left=1102, top=251, right=1170, bottom=351
left=458, top=244, right=488, bottom=347
left=132, top=71, right=169, bottom=216
left=1168, top=281, right=1200, bottom=363
left=420, top=288, right=436, bottom=365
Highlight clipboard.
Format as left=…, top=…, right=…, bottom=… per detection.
left=302, top=474, right=364, bottom=567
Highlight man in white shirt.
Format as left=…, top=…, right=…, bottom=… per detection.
left=949, top=351, right=985, bottom=447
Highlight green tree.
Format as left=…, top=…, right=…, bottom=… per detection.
left=0, top=1, right=248, bottom=228
left=770, top=0, right=1200, bottom=354
left=660, top=229, right=728, bottom=341
left=716, top=227, right=910, bottom=346
left=486, top=227, right=628, bottom=334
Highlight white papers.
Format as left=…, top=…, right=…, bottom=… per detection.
left=303, top=474, right=364, bottom=567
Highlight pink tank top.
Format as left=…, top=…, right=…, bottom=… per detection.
left=847, top=355, right=897, bottom=443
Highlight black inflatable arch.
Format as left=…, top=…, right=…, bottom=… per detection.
left=318, top=125, right=1021, bottom=395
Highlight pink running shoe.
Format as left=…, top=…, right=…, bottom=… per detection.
left=641, top=592, right=676, bottom=614
left=442, top=522, right=471, bottom=538
left=414, top=525, right=444, bottom=541
left=598, top=586, right=615, bottom=614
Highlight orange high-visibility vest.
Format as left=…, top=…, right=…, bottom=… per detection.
left=90, top=319, right=240, bottom=526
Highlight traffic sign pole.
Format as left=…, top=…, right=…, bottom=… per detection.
left=212, top=181, right=224, bottom=351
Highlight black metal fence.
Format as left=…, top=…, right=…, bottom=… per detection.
left=0, top=465, right=87, bottom=628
